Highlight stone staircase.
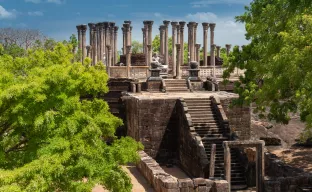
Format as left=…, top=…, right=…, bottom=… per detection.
left=164, top=79, right=190, bottom=92
left=184, top=98, right=247, bottom=190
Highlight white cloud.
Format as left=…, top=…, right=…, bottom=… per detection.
left=25, top=0, right=41, bottom=3
left=28, top=11, right=44, bottom=16
left=186, top=12, right=217, bottom=22
left=25, top=0, right=65, bottom=4
left=46, top=0, right=65, bottom=4
left=0, top=5, right=16, bottom=19
left=191, top=0, right=252, bottom=7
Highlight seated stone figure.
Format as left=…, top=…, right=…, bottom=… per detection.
left=152, top=53, right=168, bottom=73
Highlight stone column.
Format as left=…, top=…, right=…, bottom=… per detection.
left=96, top=23, right=101, bottom=62
left=176, top=43, right=181, bottom=79
left=113, top=26, right=118, bottom=65
left=130, top=26, right=133, bottom=47
left=96, top=23, right=102, bottom=62
left=147, top=21, right=154, bottom=66
left=88, top=23, right=95, bottom=59
left=142, top=28, right=146, bottom=54
left=143, top=21, right=149, bottom=66
left=176, top=25, right=180, bottom=44
left=163, top=20, right=170, bottom=65
left=209, top=23, right=216, bottom=61
left=106, top=45, right=111, bottom=76
left=179, top=21, right=186, bottom=66
left=195, top=44, right=201, bottom=63
left=122, top=27, right=125, bottom=55
left=202, top=23, right=209, bottom=66
left=224, top=145, right=231, bottom=191
left=159, top=25, right=164, bottom=55
left=225, top=44, right=231, bottom=56
left=106, top=23, right=111, bottom=59
left=188, top=22, right=196, bottom=62
left=123, top=23, right=130, bottom=47
left=100, top=22, right=105, bottom=63
left=103, top=22, right=108, bottom=61
left=194, top=23, right=198, bottom=47
left=110, top=22, right=115, bottom=65
left=126, top=45, right=132, bottom=78
left=187, top=23, right=190, bottom=55
left=92, top=26, right=97, bottom=65
left=211, top=44, right=216, bottom=78
left=171, top=22, right=178, bottom=77
left=81, top=24, right=87, bottom=62
left=76, top=25, right=82, bottom=62
left=216, top=46, right=221, bottom=58
left=147, top=44, right=151, bottom=67
left=86, top=45, right=91, bottom=58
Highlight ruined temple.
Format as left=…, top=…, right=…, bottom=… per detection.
left=75, top=20, right=312, bottom=192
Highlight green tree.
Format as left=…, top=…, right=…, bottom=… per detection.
left=131, top=40, right=143, bottom=54
left=223, top=0, right=312, bottom=139
left=0, top=41, right=142, bottom=191
left=152, top=35, right=160, bottom=53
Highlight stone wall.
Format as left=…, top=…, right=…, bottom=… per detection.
left=124, top=97, right=178, bottom=159
left=176, top=99, right=208, bottom=177
left=120, top=53, right=146, bottom=66
left=220, top=98, right=251, bottom=140
left=137, top=151, right=230, bottom=192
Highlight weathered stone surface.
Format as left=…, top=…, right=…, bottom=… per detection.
left=260, top=137, right=282, bottom=146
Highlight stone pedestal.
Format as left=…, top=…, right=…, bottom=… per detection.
left=147, top=62, right=163, bottom=92
left=188, top=61, right=201, bottom=81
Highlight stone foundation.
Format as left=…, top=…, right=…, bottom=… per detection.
left=137, top=151, right=229, bottom=192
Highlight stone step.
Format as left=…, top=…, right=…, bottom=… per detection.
left=192, top=119, right=217, bottom=123
left=164, top=79, right=187, bottom=82
left=196, top=131, right=224, bottom=135
left=188, top=111, right=215, bottom=115
left=184, top=98, right=211, bottom=102
left=231, top=184, right=248, bottom=190
left=166, top=84, right=188, bottom=88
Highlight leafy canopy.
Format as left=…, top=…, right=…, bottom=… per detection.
left=223, top=0, right=312, bottom=139
left=0, top=40, right=142, bottom=191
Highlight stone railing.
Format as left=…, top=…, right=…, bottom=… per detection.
left=109, top=66, right=149, bottom=79
left=210, top=96, right=230, bottom=137
left=181, top=66, right=245, bottom=79
left=176, top=98, right=208, bottom=177
left=137, top=151, right=229, bottom=192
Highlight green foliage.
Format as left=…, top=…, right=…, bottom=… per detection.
left=152, top=35, right=160, bottom=53
left=1, top=44, right=26, bottom=58
left=131, top=40, right=143, bottom=54
left=223, top=0, right=312, bottom=139
left=0, top=41, right=143, bottom=191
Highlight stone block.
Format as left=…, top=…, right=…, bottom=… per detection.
left=212, top=180, right=229, bottom=192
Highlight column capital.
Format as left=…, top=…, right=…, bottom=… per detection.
left=225, top=44, right=232, bottom=49
left=163, top=20, right=170, bottom=27
left=126, top=45, right=132, bottom=54
left=123, top=23, right=130, bottom=31
left=114, top=26, right=119, bottom=33
left=188, top=21, right=196, bottom=26
left=103, top=22, right=109, bottom=28
left=88, top=23, right=95, bottom=29
left=209, top=23, right=216, bottom=31
left=216, top=45, right=221, bottom=49
left=143, top=20, right=154, bottom=25
left=130, top=26, right=133, bottom=31
left=124, top=20, right=131, bottom=24
left=202, top=22, right=210, bottom=30
left=176, top=43, right=181, bottom=49
left=211, top=44, right=216, bottom=49
left=76, top=25, right=82, bottom=31
left=106, top=45, right=112, bottom=51
left=147, top=44, right=151, bottom=51
left=195, top=23, right=198, bottom=28
left=86, top=45, right=90, bottom=49
left=179, top=21, right=186, bottom=30
left=81, top=24, right=87, bottom=32
left=109, top=22, right=115, bottom=28
left=171, top=21, right=178, bottom=27
left=195, top=44, right=201, bottom=48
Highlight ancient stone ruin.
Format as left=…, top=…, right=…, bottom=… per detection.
left=75, top=20, right=312, bottom=192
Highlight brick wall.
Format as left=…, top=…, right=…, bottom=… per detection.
left=125, top=97, right=178, bottom=159
left=137, top=151, right=229, bottom=192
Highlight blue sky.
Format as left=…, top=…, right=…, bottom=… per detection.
left=0, top=0, right=252, bottom=51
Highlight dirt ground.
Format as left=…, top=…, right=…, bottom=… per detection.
left=92, top=165, right=154, bottom=192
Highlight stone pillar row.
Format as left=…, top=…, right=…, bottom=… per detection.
left=77, top=22, right=119, bottom=66
left=143, top=21, right=154, bottom=69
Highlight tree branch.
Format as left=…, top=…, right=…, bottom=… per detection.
left=5, top=139, right=28, bottom=153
